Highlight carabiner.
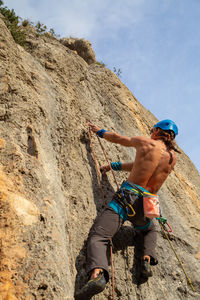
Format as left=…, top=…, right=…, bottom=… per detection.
left=126, top=204, right=136, bottom=217
left=164, top=222, right=173, bottom=233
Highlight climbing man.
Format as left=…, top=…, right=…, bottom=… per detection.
left=75, top=119, right=180, bottom=300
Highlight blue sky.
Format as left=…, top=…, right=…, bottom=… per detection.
left=3, top=0, right=200, bottom=173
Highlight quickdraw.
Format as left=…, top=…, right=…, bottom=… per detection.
left=156, top=217, right=173, bottom=233
left=165, top=222, right=172, bottom=233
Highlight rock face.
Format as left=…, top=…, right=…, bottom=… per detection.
left=0, top=15, right=200, bottom=300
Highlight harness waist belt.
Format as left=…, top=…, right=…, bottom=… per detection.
left=134, top=220, right=152, bottom=230
left=108, top=200, right=127, bottom=221
left=121, top=181, right=153, bottom=195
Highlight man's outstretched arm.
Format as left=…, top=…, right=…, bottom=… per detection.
left=88, top=121, right=138, bottom=147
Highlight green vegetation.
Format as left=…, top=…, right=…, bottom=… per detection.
left=35, top=21, right=59, bottom=38
left=96, top=61, right=106, bottom=67
left=0, top=1, right=59, bottom=46
left=35, top=21, right=47, bottom=34
left=21, top=19, right=33, bottom=27
left=0, top=0, right=26, bottom=46
left=113, top=67, right=122, bottom=78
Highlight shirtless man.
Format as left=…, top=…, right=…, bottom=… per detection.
left=75, top=119, right=180, bottom=300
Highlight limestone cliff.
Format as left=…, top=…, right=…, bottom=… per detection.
left=0, top=15, right=200, bottom=300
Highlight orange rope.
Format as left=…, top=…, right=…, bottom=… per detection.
left=87, top=126, right=105, bottom=203
left=109, top=238, right=115, bottom=300
left=95, top=135, right=118, bottom=300
left=96, top=135, right=119, bottom=190
left=87, top=126, right=115, bottom=300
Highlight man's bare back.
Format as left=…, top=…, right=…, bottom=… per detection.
left=127, top=136, right=176, bottom=194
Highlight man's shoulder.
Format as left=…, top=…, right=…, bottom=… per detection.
left=131, top=136, right=152, bottom=143
left=130, top=136, right=153, bottom=147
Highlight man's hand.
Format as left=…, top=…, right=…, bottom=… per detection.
left=87, top=121, right=101, bottom=134
left=100, top=164, right=111, bottom=174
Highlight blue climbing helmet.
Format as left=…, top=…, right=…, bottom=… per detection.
left=153, top=119, right=178, bottom=137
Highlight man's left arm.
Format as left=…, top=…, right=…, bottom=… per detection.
left=100, top=162, right=134, bottom=174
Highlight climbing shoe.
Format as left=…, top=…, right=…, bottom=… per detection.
left=75, top=271, right=106, bottom=300
left=141, top=258, right=153, bottom=278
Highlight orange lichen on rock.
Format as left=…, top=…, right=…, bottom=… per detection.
left=0, top=282, right=19, bottom=300
left=0, top=139, right=6, bottom=149
left=0, top=166, right=38, bottom=299
left=127, top=99, right=151, bottom=135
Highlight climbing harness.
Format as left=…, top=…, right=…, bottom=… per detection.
left=119, top=181, right=160, bottom=220
left=134, top=220, right=152, bottom=230
left=158, top=219, right=195, bottom=292
left=87, top=125, right=116, bottom=300
left=120, top=188, right=136, bottom=217
left=113, top=188, right=137, bottom=218
left=126, top=183, right=160, bottom=219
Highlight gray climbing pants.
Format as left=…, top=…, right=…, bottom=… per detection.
left=86, top=203, right=157, bottom=281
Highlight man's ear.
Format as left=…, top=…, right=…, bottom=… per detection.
left=168, top=133, right=172, bottom=140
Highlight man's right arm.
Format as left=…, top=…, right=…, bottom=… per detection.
left=87, top=121, right=146, bottom=148
left=102, top=131, right=134, bottom=147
